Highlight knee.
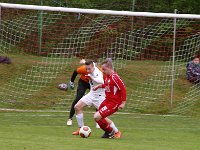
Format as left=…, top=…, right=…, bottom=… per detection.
left=74, top=104, right=80, bottom=112
left=93, top=115, right=99, bottom=121
left=94, top=112, right=101, bottom=121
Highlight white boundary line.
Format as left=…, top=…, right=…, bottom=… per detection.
left=0, top=108, right=182, bottom=117
left=0, top=3, right=200, bottom=19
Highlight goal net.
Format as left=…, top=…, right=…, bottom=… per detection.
left=0, top=3, right=200, bottom=115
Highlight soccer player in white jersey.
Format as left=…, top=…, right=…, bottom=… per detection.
left=72, top=60, right=119, bottom=136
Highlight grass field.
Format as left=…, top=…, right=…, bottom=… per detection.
left=0, top=111, right=200, bottom=150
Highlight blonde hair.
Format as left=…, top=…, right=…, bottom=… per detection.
left=102, top=58, right=113, bottom=69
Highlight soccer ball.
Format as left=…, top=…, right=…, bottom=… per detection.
left=58, top=83, right=68, bottom=90
left=79, top=126, right=91, bottom=138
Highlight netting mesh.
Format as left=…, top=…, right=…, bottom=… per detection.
left=0, top=4, right=200, bottom=115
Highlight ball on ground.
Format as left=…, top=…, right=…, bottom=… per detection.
left=79, top=126, right=91, bottom=138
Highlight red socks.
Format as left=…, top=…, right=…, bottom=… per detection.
left=96, top=118, right=112, bottom=133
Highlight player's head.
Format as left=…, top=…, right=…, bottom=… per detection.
left=192, top=57, right=199, bottom=64
left=79, top=59, right=86, bottom=65
left=101, top=58, right=114, bottom=75
left=85, top=60, right=95, bottom=74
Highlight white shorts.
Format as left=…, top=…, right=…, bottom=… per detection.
left=80, top=92, right=105, bottom=109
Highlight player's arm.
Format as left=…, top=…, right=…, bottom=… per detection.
left=93, top=84, right=105, bottom=91
left=112, top=75, right=127, bottom=108
left=70, top=70, right=78, bottom=83
left=118, top=101, right=126, bottom=109
left=68, top=70, right=77, bottom=89
left=70, top=64, right=86, bottom=82
left=69, top=65, right=85, bottom=89
left=93, top=75, right=104, bottom=84
left=86, top=73, right=104, bottom=84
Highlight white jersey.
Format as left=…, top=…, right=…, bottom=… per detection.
left=88, top=66, right=105, bottom=96
left=80, top=66, right=105, bottom=109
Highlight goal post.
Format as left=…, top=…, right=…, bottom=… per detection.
left=1, top=3, right=200, bottom=19
left=0, top=3, right=200, bottom=115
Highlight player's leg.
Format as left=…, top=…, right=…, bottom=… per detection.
left=67, top=79, right=89, bottom=126
left=95, top=108, right=100, bottom=128
left=105, top=118, right=118, bottom=133
left=94, top=101, right=119, bottom=138
left=105, top=118, right=121, bottom=138
left=94, top=111, right=115, bottom=138
left=94, top=101, right=114, bottom=138
left=72, top=93, right=93, bottom=135
left=75, top=100, right=87, bottom=126
left=93, top=94, right=105, bottom=129
left=72, top=100, right=87, bottom=135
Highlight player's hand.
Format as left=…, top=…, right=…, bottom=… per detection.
left=85, top=74, right=93, bottom=80
left=118, top=101, right=126, bottom=110
left=93, top=85, right=100, bottom=91
left=69, top=81, right=74, bottom=89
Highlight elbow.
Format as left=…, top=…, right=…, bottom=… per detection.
left=99, top=80, right=104, bottom=84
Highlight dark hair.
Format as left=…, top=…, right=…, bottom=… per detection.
left=192, top=56, right=199, bottom=60
left=85, top=60, right=94, bottom=66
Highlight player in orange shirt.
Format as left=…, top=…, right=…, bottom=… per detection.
left=66, top=59, right=90, bottom=126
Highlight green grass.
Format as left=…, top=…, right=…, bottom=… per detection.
left=0, top=111, right=200, bottom=150
left=0, top=54, right=43, bottom=86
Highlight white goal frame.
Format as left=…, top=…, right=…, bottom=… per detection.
left=0, top=3, right=200, bottom=19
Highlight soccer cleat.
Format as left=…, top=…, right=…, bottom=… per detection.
left=114, top=131, right=122, bottom=139
left=67, top=119, right=72, bottom=126
left=72, top=128, right=80, bottom=135
left=108, top=129, right=115, bottom=139
left=96, top=123, right=100, bottom=129
left=101, top=132, right=109, bottom=138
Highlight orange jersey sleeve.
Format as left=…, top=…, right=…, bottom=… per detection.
left=77, top=65, right=87, bottom=74
left=76, top=65, right=88, bottom=83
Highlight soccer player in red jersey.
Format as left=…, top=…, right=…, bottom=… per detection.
left=93, top=58, right=126, bottom=138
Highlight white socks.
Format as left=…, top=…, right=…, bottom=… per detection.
left=76, top=113, right=118, bottom=133
left=110, top=122, right=119, bottom=133
left=76, top=113, right=84, bottom=128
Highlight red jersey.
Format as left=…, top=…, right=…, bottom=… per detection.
left=102, top=72, right=126, bottom=104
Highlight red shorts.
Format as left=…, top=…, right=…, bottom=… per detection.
left=99, top=100, right=119, bottom=118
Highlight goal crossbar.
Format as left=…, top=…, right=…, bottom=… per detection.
left=0, top=3, right=200, bottom=19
